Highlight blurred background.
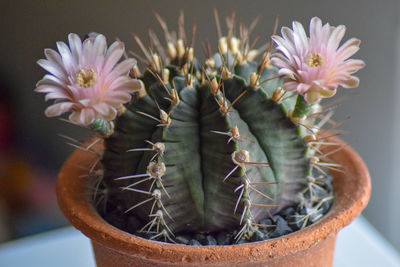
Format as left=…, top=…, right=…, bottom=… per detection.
left=0, top=0, right=399, bottom=252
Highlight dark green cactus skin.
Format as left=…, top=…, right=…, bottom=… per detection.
left=100, top=56, right=310, bottom=235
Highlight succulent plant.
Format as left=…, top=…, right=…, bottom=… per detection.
left=36, top=12, right=364, bottom=242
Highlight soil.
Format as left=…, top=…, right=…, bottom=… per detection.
left=95, top=174, right=333, bottom=246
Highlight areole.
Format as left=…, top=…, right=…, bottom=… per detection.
left=56, top=136, right=370, bottom=267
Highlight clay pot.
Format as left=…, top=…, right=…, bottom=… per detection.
left=56, top=137, right=370, bottom=267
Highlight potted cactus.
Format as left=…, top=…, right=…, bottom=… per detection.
left=36, top=12, right=370, bottom=267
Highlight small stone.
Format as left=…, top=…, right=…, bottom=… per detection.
left=322, top=177, right=333, bottom=192
left=217, top=231, right=232, bottom=245
left=279, top=207, right=295, bottom=218
left=205, top=235, right=217, bottom=245
left=141, top=232, right=152, bottom=239
left=299, top=207, right=310, bottom=216
left=193, top=234, right=207, bottom=244
left=314, top=187, right=328, bottom=199
left=310, top=209, right=323, bottom=223
left=303, top=190, right=311, bottom=200
left=175, top=235, right=191, bottom=244
left=259, top=218, right=273, bottom=226
left=188, top=239, right=202, bottom=246
left=288, top=212, right=303, bottom=230
left=262, top=233, right=271, bottom=241
left=250, top=231, right=265, bottom=242
left=321, top=199, right=332, bottom=213
left=270, top=215, right=293, bottom=238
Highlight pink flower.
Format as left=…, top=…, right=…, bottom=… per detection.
left=35, top=33, right=141, bottom=125
left=271, top=17, right=365, bottom=103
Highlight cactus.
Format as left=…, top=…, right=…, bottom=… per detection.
left=35, top=12, right=364, bottom=242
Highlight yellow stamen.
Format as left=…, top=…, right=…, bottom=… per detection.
left=76, top=68, right=97, bottom=88
left=307, top=53, right=323, bottom=67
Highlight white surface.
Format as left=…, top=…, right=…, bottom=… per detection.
left=334, top=216, right=400, bottom=267
left=0, top=216, right=399, bottom=267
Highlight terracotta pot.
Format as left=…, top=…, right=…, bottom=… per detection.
left=56, top=136, right=370, bottom=267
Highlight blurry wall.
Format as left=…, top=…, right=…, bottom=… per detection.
left=1, top=0, right=399, bottom=250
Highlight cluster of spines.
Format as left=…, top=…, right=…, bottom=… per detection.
left=205, top=69, right=278, bottom=241
left=108, top=13, right=197, bottom=242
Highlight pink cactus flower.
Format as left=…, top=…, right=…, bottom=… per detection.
left=35, top=33, right=141, bottom=125
left=271, top=17, right=365, bottom=103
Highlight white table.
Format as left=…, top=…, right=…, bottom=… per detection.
left=0, top=216, right=399, bottom=267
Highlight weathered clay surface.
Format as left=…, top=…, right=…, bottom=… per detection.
left=56, top=137, right=371, bottom=267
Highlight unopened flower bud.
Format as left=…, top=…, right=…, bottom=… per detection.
left=218, top=37, right=228, bottom=54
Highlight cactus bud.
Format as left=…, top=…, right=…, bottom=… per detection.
left=230, top=126, right=240, bottom=141
left=170, top=89, right=180, bottom=106
left=218, top=98, right=229, bottom=115
left=210, top=78, right=220, bottom=95
left=135, top=80, right=147, bottom=99
left=222, top=66, right=232, bottom=79
left=167, top=42, right=177, bottom=59
left=130, top=65, right=141, bottom=78
left=236, top=51, right=245, bottom=65
left=261, top=52, right=272, bottom=68
left=246, top=49, right=258, bottom=61
left=177, top=39, right=185, bottom=58
left=152, top=142, right=166, bottom=155
left=271, top=87, right=285, bottom=103
left=229, top=37, right=240, bottom=54
left=117, top=105, right=127, bottom=116
left=249, top=72, right=259, bottom=87
left=159, top=110, right=171, bottom=126
left=205, top=57, right=216, bottom=68
left=188, top=47, right=194, bottom=62
left=218, top=37, right=228, bottom=54
left=152, top=54, right=161, bottom=72
left=162, top=68, right=170, bottom=84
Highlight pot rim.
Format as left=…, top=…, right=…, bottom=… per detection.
left=56, top=136, right=370, bottom=263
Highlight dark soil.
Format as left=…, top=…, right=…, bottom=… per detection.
left=95, top=175, right=333, bottom=245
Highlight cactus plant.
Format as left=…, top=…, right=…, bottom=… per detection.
left=35, top=12, right=364, bottom=243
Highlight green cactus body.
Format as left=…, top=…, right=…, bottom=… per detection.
left=96, top=15, right=331, bottom=241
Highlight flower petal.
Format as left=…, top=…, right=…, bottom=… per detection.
left=44, top=89, right=71, bottom=101
left=304, top=90, right=321, bottom=103
left=57, top=41, right=76, bottom=74
left=338, top=59, right=365, bottom=74
left=105, top=91, right=132, bottom=106
left=110, top=58, right=137, bottom=77
left=44, top=102, right=74, bottom=117
left=320, top=88, right=337, bottom=98
left=336, top=38, right=361, bottom=60
left=79, top=108, right=96, bottom=125
left=327, top=25, right=346, bottom=53
left=36, top=74, right=66, bottom=87
left=340, top=75, right=360, bottom=88
left=292, top=21, right=308, bottom=54
left=68, top=33, right=82, bottom=63
left=92, top=34, right=107, bottom=68
left=103, top=41, right=124, bottom=74
left=93, top=103, right=117, bottom=121
left=37, top=58, right=66, bottom=80
left=69, top=111, right=81, bottom=124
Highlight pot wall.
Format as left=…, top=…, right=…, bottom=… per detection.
left=91, top=234, right=337, bottom=267
left=56, top=137, right=370, bottom=267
